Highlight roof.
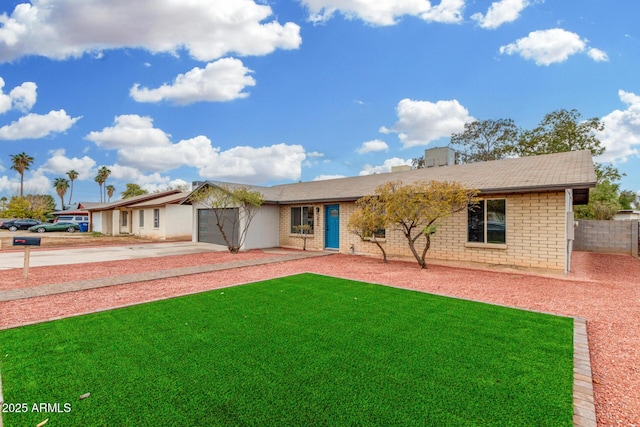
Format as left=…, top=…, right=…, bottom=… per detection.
left=50, top=210, right=89, bottom=216
left=77, top=202, right=105, bottom=210
left=181, top=181, right=282, bottom=205
left=271, top=150, right=597, bottom=203
left=85, top=190, right=182, bottom=211
left=184, top=151, right=597, bottom=205
left=128, top=192, right=190, bottom=208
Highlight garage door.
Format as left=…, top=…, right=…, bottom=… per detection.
left=198, top=208, right=239, bottom=246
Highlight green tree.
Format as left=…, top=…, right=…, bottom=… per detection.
left=515, top=109, right=605, bottom=157
left=363, top=180, right=479, bottom=269
left=5, top=196, right=31, bottom=218
left=106, top=185, right=116, bottom=202
left=618, top=190, right=639, bottom=210
left=53, top=177, right=70, bottom=210
left=450, top=119, right=519, bottom=163
left=66, top=169, right=79, bottom=206
left=347, top=194, right=388, bottom=263
left=121, top=183, right=148, bottom=199
left=10, top=152, right=34, bottom=197
left=575, top=180, right=621, bottom=220
left=189, top=184, right=265, bottom=253
left=0, top=196, right=7, bottom=212
left=6, top=194, right=56, bottom=220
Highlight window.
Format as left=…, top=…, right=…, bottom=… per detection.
left=290, top=206, right=314, bottom=234
left=153, top=209, right=160, bottom=228
left=139, top=210, right=145, bottom=227
left=121, top=211, right=128, bottom=226
left=468, top=199, right=506, bottom=244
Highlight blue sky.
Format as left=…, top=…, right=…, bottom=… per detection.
left=0, top=0, right=638, bottom=206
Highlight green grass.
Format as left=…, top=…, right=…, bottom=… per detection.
left=0, top=273, right=573, bottom=426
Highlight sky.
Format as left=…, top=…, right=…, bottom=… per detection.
left=0, top=0, right=639, bottom=207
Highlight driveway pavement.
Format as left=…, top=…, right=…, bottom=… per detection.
left=0, top=242, right=227, bottom=269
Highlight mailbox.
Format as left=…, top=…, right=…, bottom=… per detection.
left=13, top=237, right=41, bottom=246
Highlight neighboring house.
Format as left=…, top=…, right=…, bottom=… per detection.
left=613, top=210, right=640, bottom=221
left=184, top=151, right=597, bottom=273
left=128, top=192, right=192, bottom=240
left=86, top=190, right=184, bottom=236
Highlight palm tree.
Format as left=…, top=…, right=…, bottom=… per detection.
left=106, top=185, right=116, bottom=202
left=53, top=178, right=70, bottom=210
left=66, top=169, right=79, bottom=206
left=94, top=166, right=112, bottom=203
left=95, top=174, right=104, bottom=203
left=10, top=152, right=34, bottom=197
left=98, top=166, right=111, bottom=203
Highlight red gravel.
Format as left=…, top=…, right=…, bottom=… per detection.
left=1, top=250, right=638, bottom=426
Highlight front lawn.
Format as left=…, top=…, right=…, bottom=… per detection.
left=0, top=273, right=573, bottom=426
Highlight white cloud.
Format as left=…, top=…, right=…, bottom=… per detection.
left=0, top=109, right=81, bottom=140
left=588, top=47, right=609, bottom=62
left=313, top=174, right=347, bottom=181
left=597, top=90, right=640, bottom=164
left=86, top=114, right=308, bottom=183
left=0, top=0, right=301, bottom=62
left=130, top=58, right=256, bottom=105
left=300, top=0, right=463, bottom=26
left=471, top=0, right=529, bottom=29
left=86, top=115, right=171, bottom=149
left=420, top=0, right=465, bottom=24
left=381, top=98, right=473, bottom=147
left=499, top=28, right=607, bottom=66
left=39, top=149, right=97, bottom=180
left=356, top=139, right=389, bottom=154
left=359, top=157, right=412, bottom=175
left=198, top=143, right=307, bottom=183
left=0, top=78, right=37, bottom=113
left=0, top=169, right=50, bottom=195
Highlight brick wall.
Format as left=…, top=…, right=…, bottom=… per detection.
left=279, top=191, right=568, bottom=271
left=574, top=220, right=639, bottom=255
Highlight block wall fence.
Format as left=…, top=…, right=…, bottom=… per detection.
left=573, top=219, right=639, bottom=256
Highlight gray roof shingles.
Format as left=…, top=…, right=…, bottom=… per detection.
left=187, top=151, right=597, bottom=205
left=271, top=150, right=597, bottom=203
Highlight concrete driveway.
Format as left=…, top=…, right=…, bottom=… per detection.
left=0, top=242, right=227, bottom=269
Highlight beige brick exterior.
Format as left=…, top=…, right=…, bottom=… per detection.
left=279, top=191, right=568, bottom=271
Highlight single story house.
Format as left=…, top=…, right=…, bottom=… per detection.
left=85, top=190, right=189, bottom=237
left=184, top=150, right=597, bottom=273
left=127, top=191, right=192, bottom=240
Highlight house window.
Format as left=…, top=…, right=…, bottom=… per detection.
left=468, top=199, right=506, bottom=244
left=154, top=209, right=160, bottom=228
left=121, top=211, right=128, bottom=227
left=290, top=206, right=314, bottom=234
left=139, top=210, right=144, bottom=227
left=364, top=228, right=385, bottom=239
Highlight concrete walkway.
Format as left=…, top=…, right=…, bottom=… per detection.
left=0, top=242, right=230, bottom=270
left=0, top=251, right=332, bottom=302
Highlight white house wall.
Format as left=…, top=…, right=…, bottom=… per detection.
left=165, top=205, right=192, bottom=238
left=91, top=212, right=103, bottom=233
left=131, top=205, right=192, bottom=240
left=242, top=204, right=280, bottom=250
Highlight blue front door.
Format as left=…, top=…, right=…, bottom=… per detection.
left=325, top=204, right=340, bottom=249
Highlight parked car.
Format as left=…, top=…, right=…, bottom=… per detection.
left=54, top=215, right=89, bottom=224
left=0, top=218, right=43, bottom=232
left=28, top=222, right=80, bottom=233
